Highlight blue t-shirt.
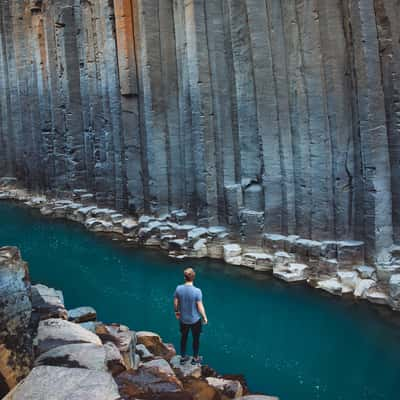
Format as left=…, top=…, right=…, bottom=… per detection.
left=174, top=284, right=202, bottom=324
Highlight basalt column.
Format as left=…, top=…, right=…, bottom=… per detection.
left=0, top=0, right=400, bottom=261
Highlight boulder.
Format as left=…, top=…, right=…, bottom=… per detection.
left=136, top=331, right=176, bottom=361
left=262, top=234, right=286, bottom=253
left=354, top=279, right=376, bottom=298
left=273, top=251, right=295, bottom=268
left=318, top=258, right=339, bottom=274
left=316, top=278, right=343, bottom=296
left=68, top=306, right=97, bottom=323
left=35, top=318, right=102, bottom=355
left=143, top=359, right=175, bottom=376
left=223, top=244, right=242, bottom=258
left=31, top=284, right=67, bottom=321
left=189, top=239, right=208, bottom=258
left=337, top=271, right=359, bottom=290
left=95, top=324, right=136, bottom=369
left=188, top=228, right=209, bottom=241
left=183, top=378, right=220, bottom=400
left=206, top=377, right=243, bottom=398
left=241, top=253, right=274, bottom=271
left=355, top=265, right=376, bottom=279
left=376, top=264, right=400, bottom=283
left=337, top=241, right=365, bottom=267
left=273, top=263, right=309, bottom=282
left=206, top=242, right=225, bottom=259
left=365, top=289, right=390, bottom=305
left=170, top=356, right=202, bottom=379
left=104, top=342, right=128, bottom=376
left=0, top=247, right=33, bottom=395
left=116, top=363, right=183, bottom=399
left=35, top=343, right=107, bottom=371
left=3, top=366, right=120, bottom=400
left=136, top=344, right=155, bottom=361
left=389, top=274, right=400, bottom=301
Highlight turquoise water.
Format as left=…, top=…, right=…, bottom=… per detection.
left=1, top=201, right=400, bottom=400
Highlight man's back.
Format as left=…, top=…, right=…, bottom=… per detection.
left=174, top=284, right=202, bottom=325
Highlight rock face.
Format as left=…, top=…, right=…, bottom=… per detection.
left=0, top=0, right=400, bottom=261
left=0, top=247, right=33, bottom=396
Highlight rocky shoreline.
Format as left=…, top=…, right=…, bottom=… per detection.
left=0, top=246, right=277, bottom=400
left=1, top=178, right=400, bottom=313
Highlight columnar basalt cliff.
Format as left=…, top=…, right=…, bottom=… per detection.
left=1, top=0, right=400, bottom=261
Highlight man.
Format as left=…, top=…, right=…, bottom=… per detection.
left=174, top=267, right=208, bottom=365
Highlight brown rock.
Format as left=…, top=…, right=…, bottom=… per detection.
left=136, top=331, right=176, bottom=360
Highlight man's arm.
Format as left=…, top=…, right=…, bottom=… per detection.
left=196, top=301, right=208, bottom=324
left=174, top=297, right=181, bottom=320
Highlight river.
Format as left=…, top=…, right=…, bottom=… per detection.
left=0, top=201, right=399, bottom=400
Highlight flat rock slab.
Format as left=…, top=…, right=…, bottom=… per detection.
left=35, top=318, right=102, bottom=355
left=170, top=356, right=202, bottom=379
left=35, top=343, right=107, bottom=371
left=68, top=306, right=97, bottom=323
left=3, top=366, right=120, bottom=400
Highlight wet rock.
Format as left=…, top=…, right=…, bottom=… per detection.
left=35, top=318, right=102, bottom=355
left=170, top=356, right=202, bottom=379
left=68, top=306, right=97, bottom=323
left=95, top=324, right=136, bottom=369
left=206, top=377, right=243, bottom=398
left=0, top=247, right=33, bottom=394
left=35, top=343, right=107, bottom=371
left=3, top=366, right=120, bottom=400
left=136, top=332, right=176, bottom=361
left=273, top=263, right=310, bottom=282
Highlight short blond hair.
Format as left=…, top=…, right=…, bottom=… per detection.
left=184, top=267, right=196, bottom=282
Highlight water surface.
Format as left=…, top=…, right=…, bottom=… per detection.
left=0, top=201, right=399, bottom=400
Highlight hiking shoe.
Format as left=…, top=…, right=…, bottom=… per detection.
left=191, top=357, right=201, bottom=365
left=180, top=356, right=190, bottom=365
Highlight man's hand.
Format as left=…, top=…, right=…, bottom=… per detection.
left=203, top=317, right=208, bottom=325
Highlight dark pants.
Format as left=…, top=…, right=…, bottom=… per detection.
left=180, top=319, right=202, bottom=358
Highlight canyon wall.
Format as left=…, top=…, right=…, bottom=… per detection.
left=0, top=0, right=399, bottom=260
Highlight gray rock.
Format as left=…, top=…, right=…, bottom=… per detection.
left=35, top=343, right=107, bottom=371
left=68, top=306, right=97, bottom=323
left=3, top=366, right=120, bottom=400
left=170, top=356, right=202, bottom=379
left=0, top=247, right=33, bottom=394
left=35, top=318, right=102, bottom=355
left=206, top=377, right=243, bottom=398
